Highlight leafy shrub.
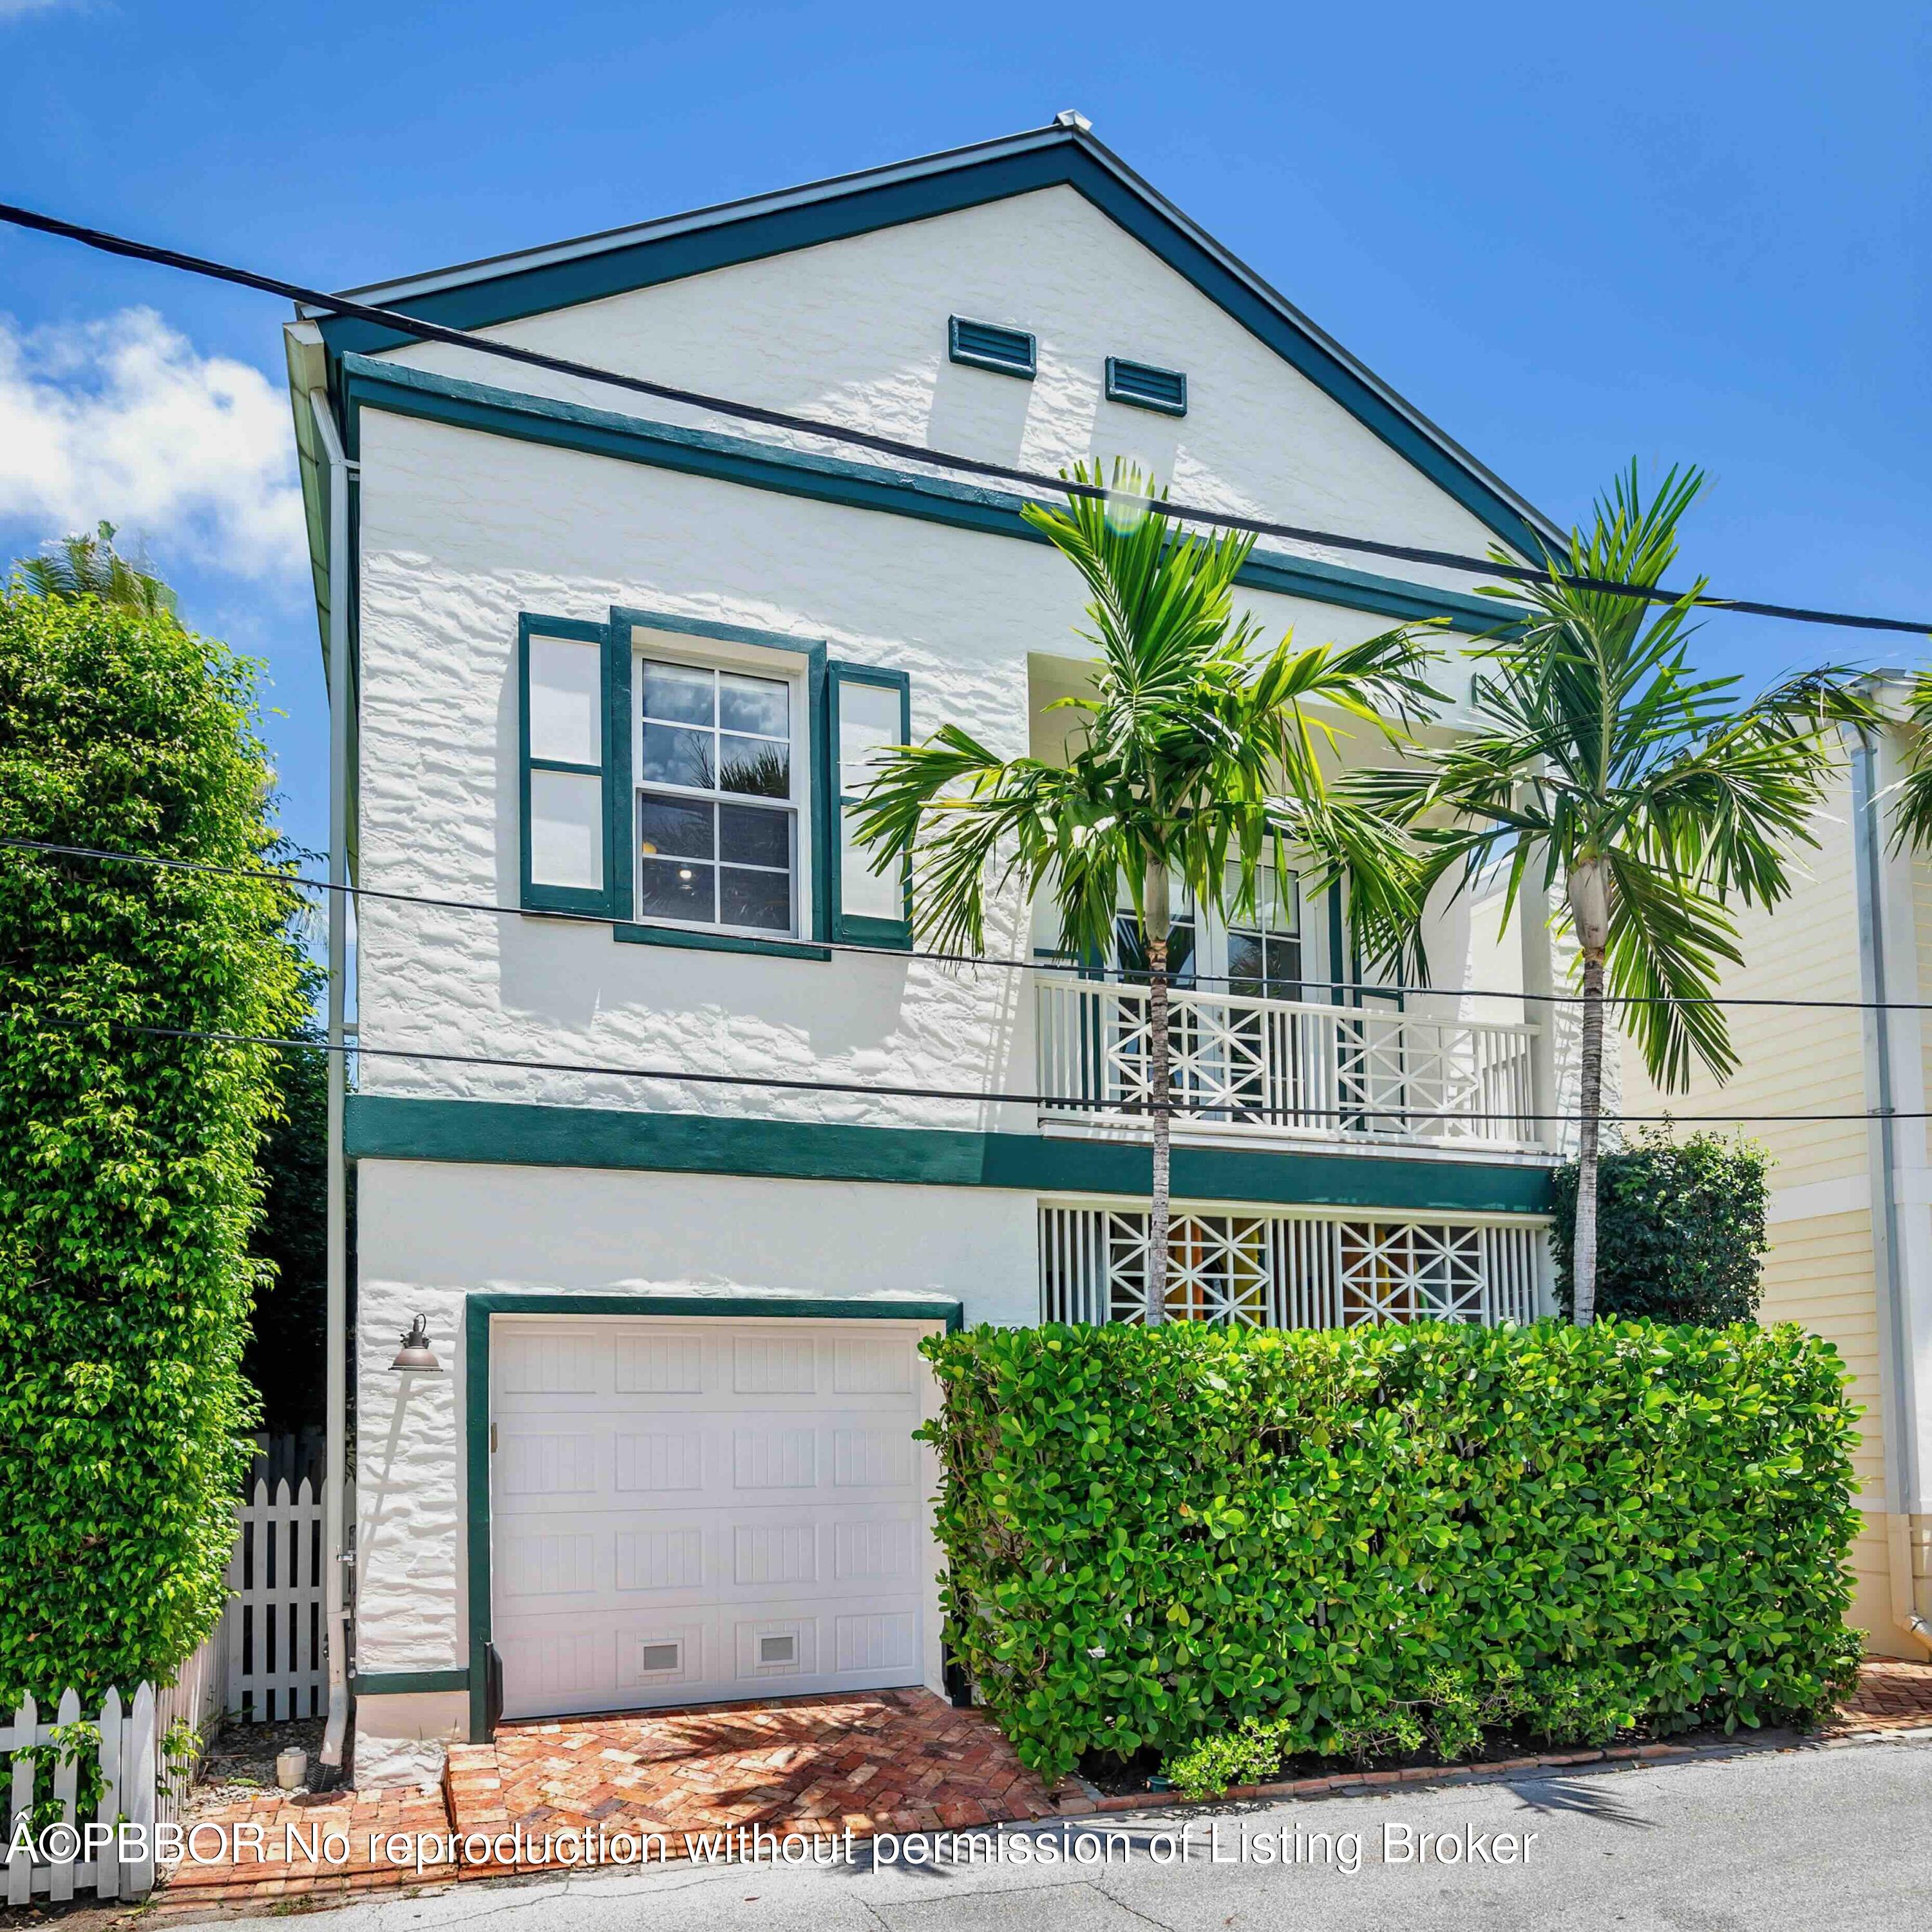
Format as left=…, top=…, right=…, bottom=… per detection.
left=921, top=1318, right=1862, bottom=1785
left=1550, top=1127, right=1768, bottom=1324
left=0, top=587, right=310, bottom=1702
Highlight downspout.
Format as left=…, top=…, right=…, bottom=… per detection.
left=1850, top=729, right=1932, bottom=1656
left=311, top=389, right=361, bottom=1763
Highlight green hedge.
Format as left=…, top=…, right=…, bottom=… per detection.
left=920, top=1319, right=1862, bottom=1783
left=1550, top=1128, right=1770, bottom=1325
left=0, top=588, right=310, bottom=1701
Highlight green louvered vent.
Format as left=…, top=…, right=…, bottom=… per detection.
left=949, top=316, right=1036, bottom=378
left=1106, top=357, right=1188, bottom=417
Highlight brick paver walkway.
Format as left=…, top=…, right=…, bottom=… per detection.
left=1827, top=1658, right=1932, bottom=1734
left=150, top=1783, right=455, bottom=1911
left=444, top=1687, right=1061, bottom=1876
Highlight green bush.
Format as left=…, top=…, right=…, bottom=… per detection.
left=920, top=1318, right=1862, bottom=1785
left=1550, top=1127, right=1768, bottom=1325
left=0, top=587, right=310, bottom=1703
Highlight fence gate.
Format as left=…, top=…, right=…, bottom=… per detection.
left=227, top=1477, right=328, bottom=1722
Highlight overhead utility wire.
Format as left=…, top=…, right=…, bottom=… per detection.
left=1, top=200, right=1927, bottom=638
left=23, top=1010, right=1932, bottom=1128
left=10, top=829, right=1932, bottom=1017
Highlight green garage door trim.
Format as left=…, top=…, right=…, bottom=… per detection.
left=462, top=1291, right=963, bottom=1741
left=346, top=1094, right=1553, bottom=1216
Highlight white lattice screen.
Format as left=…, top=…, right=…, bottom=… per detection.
left=1039, top=1205, right=1544, bottom=1330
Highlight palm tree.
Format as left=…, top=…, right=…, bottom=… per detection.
left=12, top=521, right=176, bottom=617
left=1361, top=464, right=1871, bottom=1325
left=852, top=461, right=1439, bottom=1321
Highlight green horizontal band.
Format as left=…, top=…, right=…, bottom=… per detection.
left=352, top=1669, right=470, bottom=1696
left=345, top=1094, right=1553, bottom=1215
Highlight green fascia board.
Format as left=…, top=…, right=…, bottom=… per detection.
left=346, top=1094, right=1553, bottom=1215
left=460, top=1286, right=961, bottom=1738
left=341, top=357, right=1513, bottom=636
left=315, top=137, right=1546, bottom=556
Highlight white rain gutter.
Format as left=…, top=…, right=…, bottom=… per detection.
left=1849, top=728, right=1932, bottom=1658
left=310, top=388, right=359, bottom=1761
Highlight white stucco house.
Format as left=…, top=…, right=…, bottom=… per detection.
left=282, top=115, right=1575, bottom=1785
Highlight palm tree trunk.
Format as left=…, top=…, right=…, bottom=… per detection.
left=1568, top=857, right=1611, bottom=1327
left=1144, top=862, right=1173, bottom=1325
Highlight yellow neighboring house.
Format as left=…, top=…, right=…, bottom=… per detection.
left=1616, top=695, right=1931, bottom=1660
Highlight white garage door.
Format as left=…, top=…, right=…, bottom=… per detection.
left=488, top=1314, right=938, bottom=1721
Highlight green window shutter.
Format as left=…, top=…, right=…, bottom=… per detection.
left=518, top=613, right=616, bottom=916
left=825, top=662, right=912, bottom=948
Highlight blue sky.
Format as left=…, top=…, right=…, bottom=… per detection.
left=1, top=0, right=1926, bottom=860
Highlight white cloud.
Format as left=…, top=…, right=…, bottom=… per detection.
left=0, top=307, right=306, bottom=580
left=0, top=0, right=85, bottom=21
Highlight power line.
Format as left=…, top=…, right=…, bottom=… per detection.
left=8, top=831, right=1931, bottom=1015
left=13, top=1007, right=1931, bottom=1128
left=2, top=198, right=1928, bottom=639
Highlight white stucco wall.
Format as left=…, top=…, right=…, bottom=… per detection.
left=379, top=183, right=1523, bottom=601
left=354, top=405, right=1473, bottom=1126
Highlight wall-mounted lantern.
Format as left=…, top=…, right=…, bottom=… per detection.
left=390, top=1314, right=443, bottom=1374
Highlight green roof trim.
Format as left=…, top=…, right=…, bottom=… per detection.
left=340, top=355, right=1515, bottom=635
left=313, top=126, right=1551, bottom=558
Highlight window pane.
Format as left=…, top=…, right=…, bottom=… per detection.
left=721, top=865, right=791, bottom=932
left=1267, top=936, right=1302, bottom=990
left=641, top=721, right=714, bottom=788
left=639, top=793, right=714, bottom=861
left=719, top=801, right=790, bottom=869
left=641, top=660, right=713, bottom=727
left=528, top=768, right=603, bottom=891
left=1227, top=933, right=1265, bottom=994
left=841, top=805, right=902, bottom=920
left=1226, top=864, right=1296, bottom=934
left=639, top=857, right=715, bottom=921
left=718, top=670, right=789, bottom=739
left=1114, top=911, right=1195, bottom=984
left=718, top=733, right=790, bottom=797
left=527, top=637, right=602, bottom=766
left=838, top=680, right=900, bottom=796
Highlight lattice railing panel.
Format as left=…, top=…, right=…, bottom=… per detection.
left=1037, top=981, right=1539, bottom=1148
left=1041, top=1206, right=1546, bottom=1331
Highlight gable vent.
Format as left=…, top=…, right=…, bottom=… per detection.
left=949, top=316, right=1036, bottom=379
left=1106, top=357, right=1188, bottom=417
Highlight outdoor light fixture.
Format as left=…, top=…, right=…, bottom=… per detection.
left=390, top=1314, right=443, bottom=1374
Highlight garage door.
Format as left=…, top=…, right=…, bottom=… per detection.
left=488, top=1314, right=938, bottom=1721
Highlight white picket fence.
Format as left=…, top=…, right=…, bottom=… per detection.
left=227, top=1477, right=329, bottom=1724
left=1, top=1478, right=336, bottom=1902
left=0, top=1623, right=223, bottom=1906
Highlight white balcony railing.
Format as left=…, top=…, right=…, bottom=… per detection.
left=1036, top=979, right=1540, bottom=1151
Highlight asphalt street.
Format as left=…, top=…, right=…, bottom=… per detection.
left=176, top=1734, right=1931, bottom=1932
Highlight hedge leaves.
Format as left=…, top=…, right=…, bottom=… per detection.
left=921, top=1319, right=1862, bottom=1781
left=0, top=588, right=311, bottom=1702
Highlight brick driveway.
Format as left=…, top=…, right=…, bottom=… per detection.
left=445, top=1687, right=1062, bottom=1875
left=146, top=1662, right=1932, bottom=1909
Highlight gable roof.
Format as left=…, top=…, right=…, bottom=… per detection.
left=304, top=118, right=1560, bottom=558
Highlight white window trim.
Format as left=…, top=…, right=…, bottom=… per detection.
left=630, top=627, right=813, bottom=943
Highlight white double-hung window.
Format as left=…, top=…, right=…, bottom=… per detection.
left=634, top=645, right=806, bottom=938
